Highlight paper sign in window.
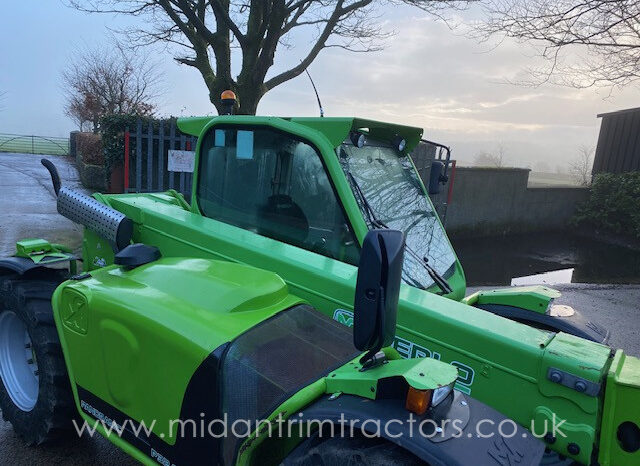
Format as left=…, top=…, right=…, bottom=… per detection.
left=214, top=129, right=225, bottom=147
left=236, top=130, right=254, bottom=160
left=168, top=150, right=196, bottom=173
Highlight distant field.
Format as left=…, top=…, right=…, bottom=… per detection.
left=0, top=133, right=69, bottom=156
left=528, top=172, right=580, bottom=187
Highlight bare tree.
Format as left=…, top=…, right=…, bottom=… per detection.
left=473, top=144, right=506, bottom=167
left=477, top=1, right=640, bottom=89
left=63, top=45, right=160, bottom=132
left=69, top=0, right=470, bottom=115
left=569, top=145, right=594, bottom=186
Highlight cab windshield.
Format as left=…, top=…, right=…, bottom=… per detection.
left=339, top=140, right=457, bottom=290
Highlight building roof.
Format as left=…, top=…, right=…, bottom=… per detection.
left=593, top=106, right=640, bottom=174
left=597, top=107, right=640, bottom=118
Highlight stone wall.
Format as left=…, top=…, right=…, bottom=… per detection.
left=433, top=167, right=589, bottom=236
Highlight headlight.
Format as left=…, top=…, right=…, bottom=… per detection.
left=431, top=382, right=455, bottom=407
left=406, top=382, right=455, bottom=415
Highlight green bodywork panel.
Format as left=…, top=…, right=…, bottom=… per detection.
left=52, top=257, right=302, bottom=444
left=50, top=255, right=466, bottom=465
left=327, top=356, right=458, bottom=400
left=599, top=351, right=640, bottom=465
left=177, top=116, right=424, bottom=153
left=70, top=114, right=640, bottom=465
left=463, top=286, right=561, bottom=314
left=84, top=191, right=603, bottom=464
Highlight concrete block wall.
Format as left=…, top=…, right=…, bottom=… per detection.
left=439, top=167, right=589, bottom=236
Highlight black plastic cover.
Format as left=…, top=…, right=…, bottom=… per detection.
left=114, top=243, right=161, bottom=269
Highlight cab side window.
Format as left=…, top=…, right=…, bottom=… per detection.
left=197, top=127, right=359, bottom=264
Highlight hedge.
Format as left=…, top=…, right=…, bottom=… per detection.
left=572, top=172, right=640, bottom=239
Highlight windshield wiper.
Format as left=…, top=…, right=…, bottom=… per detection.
left=421, top=255, right=453, bottom=295
left=347, top=172, right=453, bottom=295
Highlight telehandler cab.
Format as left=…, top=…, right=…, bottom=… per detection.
left=0, top=92, right=639, bottom=465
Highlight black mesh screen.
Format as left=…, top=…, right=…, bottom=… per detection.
left=220, top=305, right=358, bottom=464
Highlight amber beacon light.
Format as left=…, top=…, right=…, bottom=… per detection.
left=221, top=90, right=237, bottom=115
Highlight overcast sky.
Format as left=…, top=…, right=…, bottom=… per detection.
left=1, top=2, right=638, bottom=169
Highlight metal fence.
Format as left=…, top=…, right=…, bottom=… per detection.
left=125, top=119, right=197, bottom=198
left=0, top=133, right=70, bottom=156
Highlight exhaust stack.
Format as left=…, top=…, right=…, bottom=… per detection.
left=41, top=159, right=133, bottom=251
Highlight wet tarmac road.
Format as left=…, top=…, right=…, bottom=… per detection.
left=0, top=152, right=86, bottom=257
left=0, top=152, right=638, bottom=465
left=0, top=153, right=137, bottom=463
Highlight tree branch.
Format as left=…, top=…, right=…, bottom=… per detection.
left=265, top=0, right=374, bottom=90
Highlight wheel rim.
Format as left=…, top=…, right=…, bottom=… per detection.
left=0, top=311, right=39, bottom=411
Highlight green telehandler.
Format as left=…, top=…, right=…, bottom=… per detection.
left=0, top=92, right=639, bottom=465
left=0, top=217, right=544, bottom=465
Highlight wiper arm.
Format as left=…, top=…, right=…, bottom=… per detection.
left=421, top=255, right=453, bottom=295
left=400, top=236, right=453, bottom=295
left=347, top=172, right=453, bottom=295
left=348, top=172, right=388, bottom=229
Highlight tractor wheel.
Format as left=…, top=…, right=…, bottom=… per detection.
left=0, top=272, right=75, bottom=445
left=540, top=449, right=578, bottom=466
left=283, top=432, right=425, bottom=465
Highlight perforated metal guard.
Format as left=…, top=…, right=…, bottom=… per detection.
left=57, top=187, right=133, bottom=249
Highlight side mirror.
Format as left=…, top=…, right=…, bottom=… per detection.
left=428, top=160, right=447, bottom=194
left=354, top=229, right=405, bottom=366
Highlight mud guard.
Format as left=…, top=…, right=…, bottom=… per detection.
left=475, top=303, right=609, bottom=344
left=289, top=391, right=545, bottom=466
left=0, top=239, right=78, bottom=276
left=0, top=257, right=49, bottom=275
left=464, top=286, right=609, bottom=344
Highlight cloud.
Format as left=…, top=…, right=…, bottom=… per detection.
left=258, top=12, right=638, bottom=167
left=1, top=2, right=638, bottom=169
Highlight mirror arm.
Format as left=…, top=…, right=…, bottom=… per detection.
left=359, top=285, right=389, bottom=371
left=359, top=350, right=387, bottom=371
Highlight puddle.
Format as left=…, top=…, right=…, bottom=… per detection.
left=511, top=268, right=574, bottom=286
left=450, top=232, right=640, bottom=286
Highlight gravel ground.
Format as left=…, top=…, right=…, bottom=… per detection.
left=0, top=153, right=136, bottom=464
left=1, top=152, right=638, bottom=465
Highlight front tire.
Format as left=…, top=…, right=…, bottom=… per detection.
left=0, top=273, right=75, bottom=445
left=283, top=432, right=425, bottom=465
